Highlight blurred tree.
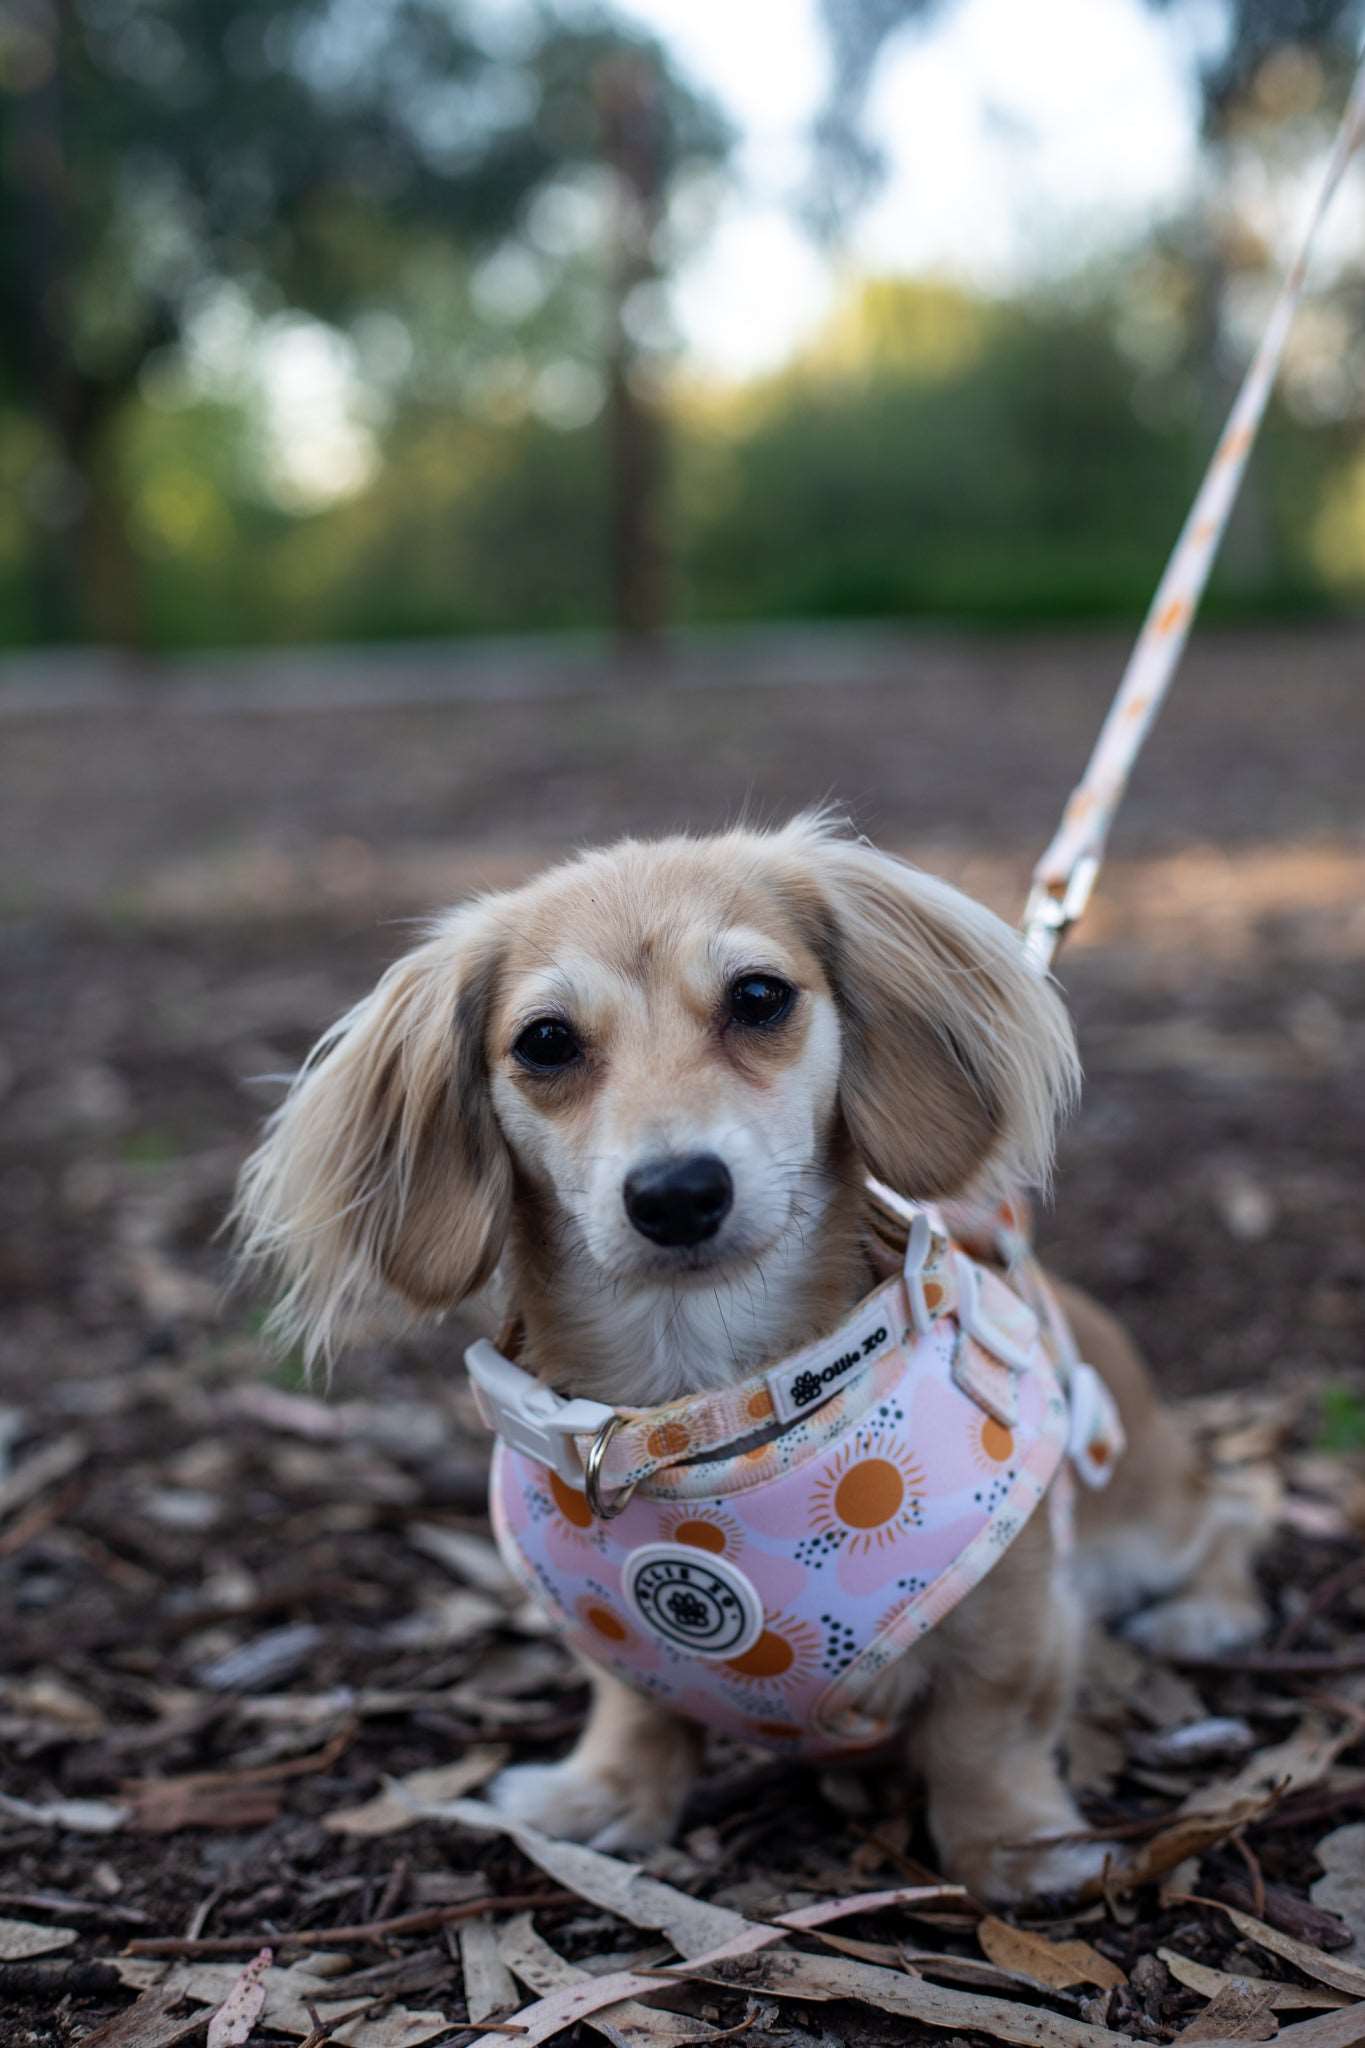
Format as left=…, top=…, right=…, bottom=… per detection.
left=0, top=0, right=728, bottom=646
left=810, top=0, right=1365, bottom=592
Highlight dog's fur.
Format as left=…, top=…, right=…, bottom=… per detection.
left=235, top=815, right=1265, bottom=1900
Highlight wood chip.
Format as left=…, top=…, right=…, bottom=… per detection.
left=406, top=1522, right=520, bottom=1600
left=0, top=1433, right=88, bottom=1522
left=0, top=1916, right=78, bottom=1960
left=0, top=1791, right=129, bottom=1833
left=323, top=1749, right=507, bottom=1837
left=122, top=1779, right=283, bottom=1834
left=977, top=1917, right=1126, bottom=1993
left=77, top=1986, right=208, bottom=2048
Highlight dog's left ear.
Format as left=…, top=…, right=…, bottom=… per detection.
left=776, top=824, right=1080, bottom=1202
left=232, top=904, right=513, bottom=1366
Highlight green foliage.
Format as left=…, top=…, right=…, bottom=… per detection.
left=1318, top=1383, right=1365, bottom=1454
left=0, top=0, right=730, bottom=642
left=0, top=263, right=1350, bottom=648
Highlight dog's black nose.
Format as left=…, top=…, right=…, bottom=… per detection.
left=623, top=1154, right=734, bottom=1248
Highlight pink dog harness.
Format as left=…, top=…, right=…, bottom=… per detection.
left=470, top=1203, right=1123, bottom=1759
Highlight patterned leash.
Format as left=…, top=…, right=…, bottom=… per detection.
left=1022, top=54, right=1365, bottom=971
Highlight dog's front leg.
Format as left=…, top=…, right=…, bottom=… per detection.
left=915, top=1515, right=1115, bottom=1904
left=489, top=1666, right=702, bottom=1851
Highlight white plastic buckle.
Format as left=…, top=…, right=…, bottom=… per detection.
left=465, top=1339, right=615, bottom=1485
left=952, top=1253, right=1036, bottom=1372
left=901, top=1204, right=951, bottom=1336
left=1066, top=1360, right=1124, bottom=1489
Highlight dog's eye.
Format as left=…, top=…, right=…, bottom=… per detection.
left=512, top=1018, right=582, bottom=1072
left=727, top=974, right=795, bottom=1029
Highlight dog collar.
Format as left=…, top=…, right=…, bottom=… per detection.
left=467, top=1201, right=1051, bottom=1507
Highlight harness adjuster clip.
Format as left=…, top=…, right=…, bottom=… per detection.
left=465, top=1339, right=616, bottom=1486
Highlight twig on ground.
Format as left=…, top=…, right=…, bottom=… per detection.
left=124, top=1891, right=577, bottom=1957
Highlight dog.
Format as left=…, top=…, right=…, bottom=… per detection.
left=235, top=814, right=1266, bottom=1901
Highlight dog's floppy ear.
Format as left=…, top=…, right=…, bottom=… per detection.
left=777, top=821, right=1079, bottom=1202
left=233, top=906, right=512, bottom=1364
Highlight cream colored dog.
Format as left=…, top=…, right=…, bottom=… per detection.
left=236, top=815, right=1265, bottom=1901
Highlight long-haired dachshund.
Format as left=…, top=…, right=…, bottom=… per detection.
left=235, top=815, right=1264, bottom=1900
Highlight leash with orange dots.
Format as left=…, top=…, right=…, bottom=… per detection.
left=1022, top=54, right=1365, bottom=973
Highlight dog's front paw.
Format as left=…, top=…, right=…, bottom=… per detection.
left=1123, top=1590, right=1267, bottom=1661
left=947, top=1830, right=1122, bottom=1907
left=487, top=1758, right=679, bottom=1853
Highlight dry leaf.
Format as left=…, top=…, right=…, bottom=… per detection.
left=659, top=1946, right=1133, bottom=2046
left=978, top=1916, right=1126, bottom=1992
left=116, top=1954, right=450, bottom=2046
left=499, top=1911, right=721, bottom=2045
left=1184, top=1718, right=1354, bottom=1819
left=460, top=1885, right=1061, bottom=2048
left=1189, top=1898, right=1365, bottom=1999
left=406, top=1521, right=520, bottom=1600
left=1087, top=1794, right=1275, bottom=1897
left=1176, top=1978, right=1278, bottom=2041
left=1268, top=2010, right=1365, bottom=2048
left=460, top=1916, right=518, bottom=2025
left=206, top=1947, right=272, bottom=2047
left=432, top=1795, right=752, bottom=1957
left=1311, top=1827, right=1365, bottom=1960
left=323, top=1748, right=507, bottom=1837
left=0, top=1915, right=77, bottom=1959
left=1160, top=1949, right=1353, bottom=2011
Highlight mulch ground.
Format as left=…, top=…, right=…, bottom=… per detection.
left=2, top=627, right=1363, bottom=2046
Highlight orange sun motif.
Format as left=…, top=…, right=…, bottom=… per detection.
left=547, top=1469, right=595, bottom=1531
left=575, top=1595, right=634, bottom=1646
left=808, top=1432, right=925, bottom=1554
left=969, top=1414, right=1016, bottom=1473
left=724, top=1614, right=821, bottom=1687
left=658, top=1505, right=741, bottom=1558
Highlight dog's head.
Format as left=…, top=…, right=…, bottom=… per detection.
left=235, top=815, right=1078, bottom=1362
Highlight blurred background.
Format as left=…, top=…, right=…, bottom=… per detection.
left=4, top=0, right=1365, bottom=653
left=3, top=5, right=1365, bottom=2007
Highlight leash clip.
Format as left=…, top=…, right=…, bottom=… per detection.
left=1022, top=854, right=1099, bottom=969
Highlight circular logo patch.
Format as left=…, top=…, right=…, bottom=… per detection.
left=622, top=1543, right=764, bottom=1660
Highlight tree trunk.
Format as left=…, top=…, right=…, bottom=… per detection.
left=598, top=52, right=668, bottom=657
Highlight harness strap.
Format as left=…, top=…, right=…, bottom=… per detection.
left=1023, top=55, right=1365, bottom=971
left=466, top=1205, right=1053, bottom=1497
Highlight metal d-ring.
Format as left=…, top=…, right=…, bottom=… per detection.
left=584, top=1415, right=639, bottom=1522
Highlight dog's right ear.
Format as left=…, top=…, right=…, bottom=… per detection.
left=232, top=906, right=512, bottom=1366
